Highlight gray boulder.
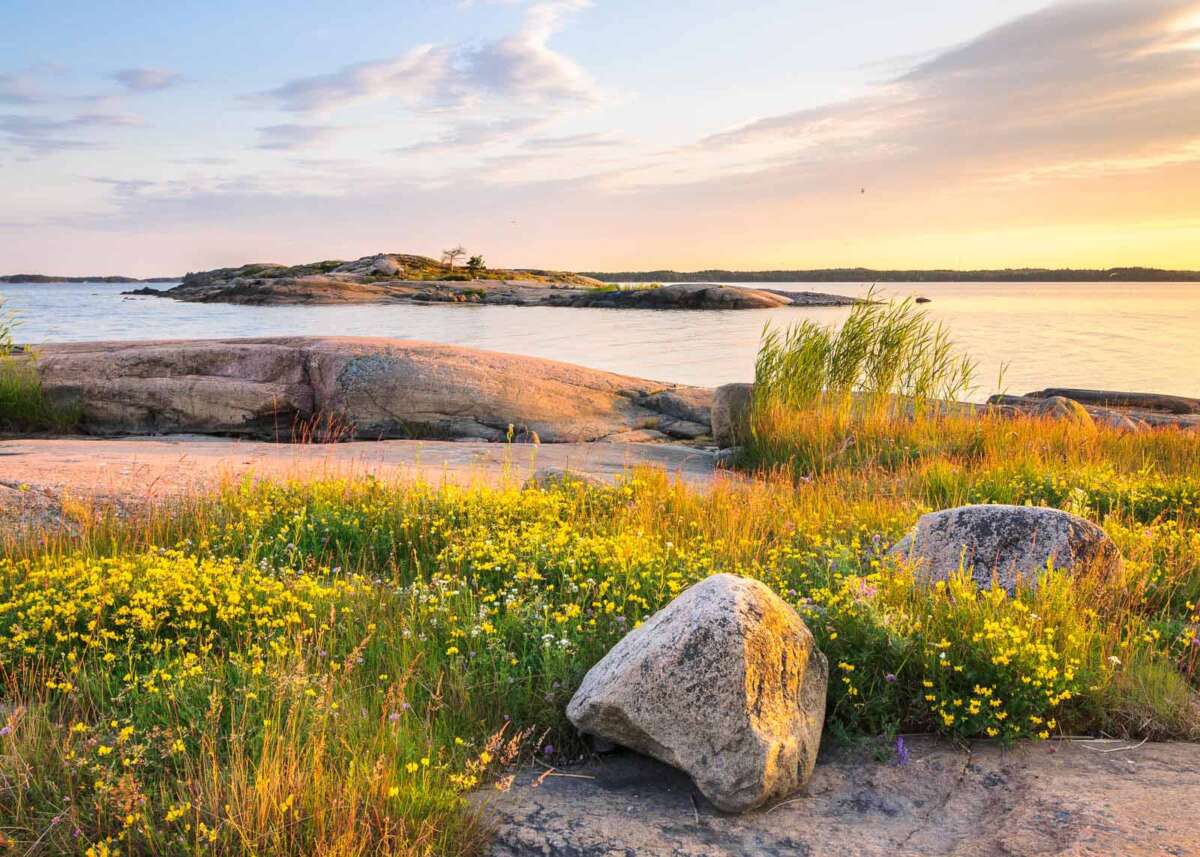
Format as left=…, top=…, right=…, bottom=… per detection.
left=711, top=383, right=753, bottom=448
left=371, top=255, right=403, bottom=276
left=889, top=504, right=1122, bottom=593
left=566, top=573, right=828, bottom=813
left=1032, top=396, right=1095, bottom=428
left=1089, top=406, right=1143, bottom=433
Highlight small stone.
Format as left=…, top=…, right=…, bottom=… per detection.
left=713, top=446, right=743, bottom=468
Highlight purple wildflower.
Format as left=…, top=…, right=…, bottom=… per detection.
left=542, top=744, right=555, bottom=756
left=0, top=725, right=11, bottom=737
left=893, top=736, right=910, bottom=766
left=884, top=673, right=897, bottom=684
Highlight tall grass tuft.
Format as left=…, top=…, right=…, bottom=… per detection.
left=0, top=298, right=80, bottom=433
left=0, top=298, right=13, bottom=354
left=747, top=293, right=981, bottom=474
left=753, top=292, right=977, bottom=414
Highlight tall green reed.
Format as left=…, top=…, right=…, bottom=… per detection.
left=747, top=293, right=981, bottom=474
left=753, top=291, right=977, bottom=415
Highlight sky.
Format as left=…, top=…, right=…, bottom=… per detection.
left=2, top=0, right=1199, bottom=276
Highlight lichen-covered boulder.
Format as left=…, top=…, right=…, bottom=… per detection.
left=566, top=573, right=828, bottom=813
left=889, top=504, right=1122, bottom=593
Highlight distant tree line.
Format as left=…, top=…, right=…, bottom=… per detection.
left=581, top=267, right=1200, bottom=283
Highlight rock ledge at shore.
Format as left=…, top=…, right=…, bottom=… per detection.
left=33, top=337, right=715, bottom=443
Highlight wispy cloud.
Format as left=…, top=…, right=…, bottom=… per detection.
left=0, top=73, right=43, bottom=105
left=250, top=0, right=598, bottom=115
left=256, top=123, right=342, bottom=151
left=91, top=177, right=156, bottom=196
left=394, top=116, right=547, bottom=154
left=0, top=111, right=142, bottom=153
left=521, top=131, right=626, bottom=150
left=112, top=67, right=185, bottom=92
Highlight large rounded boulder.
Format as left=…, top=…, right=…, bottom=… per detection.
left=566, top=573, right=828, bottom=813
left=889, top=504, right=1122, bottom=593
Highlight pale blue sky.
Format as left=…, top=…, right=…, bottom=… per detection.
left=3, top=1, right=1199, bottom=274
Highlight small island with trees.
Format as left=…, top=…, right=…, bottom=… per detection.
left=118, top=251, right=861, bottom=310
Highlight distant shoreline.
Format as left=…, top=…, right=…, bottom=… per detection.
left=7, top=264, right=1200, bottom=283
left=6, top=266, right=1200, bottom=285
left=0, top=275, right=178, bottom=284
left=583, top=267, right=1200, bottom=283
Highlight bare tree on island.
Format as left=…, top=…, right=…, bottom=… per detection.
left=441, top=245, right=466, bottom=270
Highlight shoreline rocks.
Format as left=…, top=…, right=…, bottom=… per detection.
left=889, top=504, right=1123, bottom=593
left=990, top=390, right=1200, bottom=430
left=127, top=254, right=860, bottom=311
left=566, top=573, right=828, bottom=813
left=32, top=337, right=715, bottom=444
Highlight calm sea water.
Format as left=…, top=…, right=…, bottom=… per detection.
left=3, top=281, right=1198, bottom=400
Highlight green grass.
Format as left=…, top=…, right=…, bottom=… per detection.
left=0, top=302, right=81, bottom=434
left=0, top=353, right=81, bottom=434
left=2, top=423, right=1199, bottom=854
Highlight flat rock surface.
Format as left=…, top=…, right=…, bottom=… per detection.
left=0, top=436, right=723, bottom=524
left=478, top=737, right=1200, bottom=856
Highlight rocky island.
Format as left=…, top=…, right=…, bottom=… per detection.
left=126, top=253, right=860, bottom=310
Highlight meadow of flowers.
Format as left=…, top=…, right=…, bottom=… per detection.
left=1, top=407, right=1199, bottom=855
